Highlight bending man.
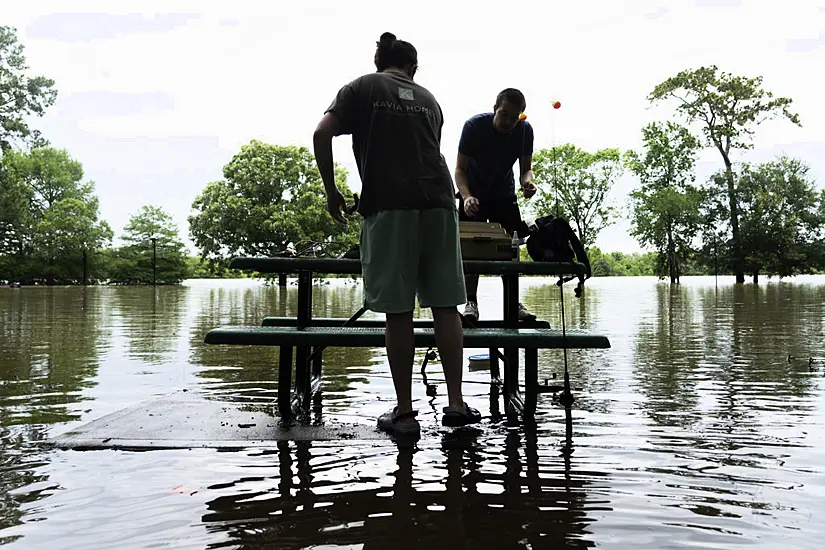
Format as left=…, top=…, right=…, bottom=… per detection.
left=454, top=88, right=538, bottom=322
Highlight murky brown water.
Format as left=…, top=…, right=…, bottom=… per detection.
left=1, top=276, right=824, bottom=549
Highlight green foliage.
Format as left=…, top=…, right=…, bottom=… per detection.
left=703, top=157, right=825, bottom=281
left=106, top=205, right=190, bottom=285
left=0, top=148, right=111, bottom=284
left=186, top=256, right=247, bottom=279
left=517, top=244, right=657, bottom=277
left=0, top=161, right=33, bottom=279
left=188, top=140, right=360, bottom=269
left=525, top=144, right=623, bottom=247
left=32, top=196, right=113, bottom=283
left=3, top=147, right=89, bottom=214
left=0, top=26, right=57, bottom=150
left=587, top=246, right=657, bottom=277
left=648, top=66, right=801, bottom=154
left=648, top=65, right=802, bottom=282
left=626, top=122, right=703, bottom=282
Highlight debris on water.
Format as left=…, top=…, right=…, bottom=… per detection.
left=171, top=485, right=199, bottom=496
left=238, top=423, right=254, bottom=428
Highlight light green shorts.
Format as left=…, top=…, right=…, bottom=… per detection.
left=360, top=208, right=467, bottom=314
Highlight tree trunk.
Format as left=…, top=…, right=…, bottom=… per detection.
left=674, top=251, right=681, bottom=284
left=723, top=158, right=745, bottom=283
left=752, top=269, right=759, bottom=284
left=667, top=226, right=676, bottom=284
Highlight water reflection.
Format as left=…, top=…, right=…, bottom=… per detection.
left=0, top=287, right=108, bottom=426
left=111, top=286, right=189, bottom=366
left=522, top=282, right=617, bottom=415
left=201, top=423, right=610, bottom=549
left=0, top=286, right=108, bottom=539
left=634, top=282, right=824, bottom=430
left=632, top=283, right=705, bottom=427
left=188, top=282, right=382, bottom=405
left=1, top=278, right=824, bottom=549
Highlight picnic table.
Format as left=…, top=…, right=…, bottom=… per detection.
left=204, top=256, right=611, bottom=426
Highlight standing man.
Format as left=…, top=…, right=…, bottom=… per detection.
left=312, top=32, right=482, bottom=437
left=454, top=88, right=538, bottom=323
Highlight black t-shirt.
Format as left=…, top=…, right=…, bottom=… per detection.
left=325, top=71, right=456, bottom=217
left=458, top=113, right=534, bottom=201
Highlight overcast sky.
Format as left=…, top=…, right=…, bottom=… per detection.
left=5, top=0, right=824, bottom=253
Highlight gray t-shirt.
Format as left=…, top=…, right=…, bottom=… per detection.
left=325, top=71, right=457, bottom=217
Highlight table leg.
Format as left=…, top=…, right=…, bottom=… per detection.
left=488, top=347, right=501, bottom=384
left=524, top=347, right=538, bottom=416
left=295, top=346, right=310, bottom=408
left=502, top=274, right=523, bottom=416
left=278, top=345, right=293, bottom=423
left=295, top=270, right=313, bottom=412
left=311, top=346, right=323, bottom=382
left=296, top=271, right=313, bottom=329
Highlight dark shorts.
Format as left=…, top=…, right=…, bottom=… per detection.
left=457, top=195, right=527, bottom=236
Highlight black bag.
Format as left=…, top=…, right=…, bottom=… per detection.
left=526, top=215, right=591, bottom=296
left=526, top=216, right=582, bottom=263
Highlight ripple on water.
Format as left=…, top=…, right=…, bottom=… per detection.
left=2, top=278, right=825, bottom=549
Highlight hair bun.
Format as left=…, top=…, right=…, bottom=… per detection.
left=378, top=32, right=396, bottom=46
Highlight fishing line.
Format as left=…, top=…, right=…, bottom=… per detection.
left=550, top=98, right=573, bottom=408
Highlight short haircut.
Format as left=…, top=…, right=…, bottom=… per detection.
left=495, top=88, right=527, bottom=112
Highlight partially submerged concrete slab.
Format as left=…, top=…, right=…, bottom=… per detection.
left=49, top=394, right=390, bottom=451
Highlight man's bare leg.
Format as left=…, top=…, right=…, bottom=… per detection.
left=432, top=306, right=466, bottom=410
left=385, top=311, right=415, bottom=413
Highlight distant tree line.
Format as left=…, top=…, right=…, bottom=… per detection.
left=1, top=24, right=817, bottom=285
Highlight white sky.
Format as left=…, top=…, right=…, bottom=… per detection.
left=4, top=0, right=824, bottom=253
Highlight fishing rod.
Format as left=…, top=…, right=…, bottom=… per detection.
left=549, top=99, right=574, bottom=413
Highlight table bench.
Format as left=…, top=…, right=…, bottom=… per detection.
left=203, top=256, right=611, bottom=426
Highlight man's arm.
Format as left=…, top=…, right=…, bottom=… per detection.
left=519, top=122, right=535, bottom=190
left=312, top=112, right=343, bottom=195
left=313, top=112, right=348, bottom=223
left=518, top=153, right=534, bottom=188
left=454, top=152, right=473, bottom=201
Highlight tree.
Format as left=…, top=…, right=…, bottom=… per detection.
left=626, top=122, right=703, bottom=283
left=32, top=196, right=113, bottom=284
left=108, top=205, right=189, bottom=285
left=705, top=157, right=825, bottom=282
left=189, top=140, right=360, bottom=268
left=0, top=26, right=57, bottom=151
left=526, top=144, right=622, bottom=248
left=0, top=161, right=33, bottom=281
left=3, top=148, right=89, bottom=216
left=0, top=148, right=108, bottom=284
left=648, top=65, right=801, bottom=283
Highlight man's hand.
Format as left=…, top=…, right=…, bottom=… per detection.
left=520, top=170, right=537, bottom=199
left=520, top=182, right=537, bottom=199
left=463, top=196, right=480, bottom=217
left=326, top=189, right=348, bottom=224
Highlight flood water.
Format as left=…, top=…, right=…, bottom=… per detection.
left=1, top=275, right=824, bottom=549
